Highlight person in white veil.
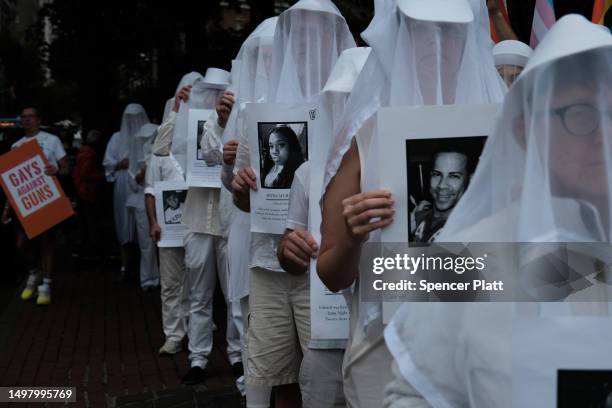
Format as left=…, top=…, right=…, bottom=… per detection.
left=219, top=16, right=278, bottom=407
left=384, top=15, right=612, bottom=408
left=316, top=0, right=506, bottom=406
left=126, top=119, right=160, bottom=290
left=231, top=1, right=355, bottom=406
left=162, top=72, right=204, bottom=125
left=493, top=40, right=533, bottom=87
left=103, top=103, right=150, bottom=278
left=275, top=46, right=370, bottom=408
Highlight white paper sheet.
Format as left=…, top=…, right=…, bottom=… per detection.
left=154, top=180, right=188, bottom=247
left=246, top=103, right=315, bottom=235
left=186, top=108, right=222, bottom=188
left=377, top=104, right=501, bottom=323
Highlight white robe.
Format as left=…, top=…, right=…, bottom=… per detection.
left=103, top=131, right=135, bottom=244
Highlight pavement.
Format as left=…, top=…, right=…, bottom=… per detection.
left=0, top=253, right=244, bottom=408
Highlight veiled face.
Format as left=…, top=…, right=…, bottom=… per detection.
left=545, top=81, right=612, bottom=201
left=410, top=21, right=468, bottom=104
left=497, top=64, right=523, bottom=87
left=282, top=11, right=340, bottom=96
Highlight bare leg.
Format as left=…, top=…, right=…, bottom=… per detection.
left=274, top=384, right=302, bottom=408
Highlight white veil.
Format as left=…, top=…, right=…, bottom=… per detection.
left=266, top=0, right=356, bottom=104
left=222, top=17, right=278, bottom=143
left=162, top=71, right=204, bottom=123
left=320, top=0, right=506, bottom=329
left=323, top=0, right=506, bottom=190
left=385, top=15, right=612, bottom=408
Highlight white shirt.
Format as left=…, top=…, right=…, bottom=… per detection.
left=12, top=131, right=66, bottom=167
left=286, top=161, right=309, bottom=231
left=144, top=154, right=184, bottom=196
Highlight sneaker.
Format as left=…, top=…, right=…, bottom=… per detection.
left=21, top=272, right=41, bottom=301
left=158, top=339, right=182, bottom=355
left=181, top=366, right=206, bottom=385
left=36, top=284, right=51, bottom=305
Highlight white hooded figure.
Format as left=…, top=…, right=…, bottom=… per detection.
left=295, top=46, right=370, bottom=408
left=126, top=120, right=160, bottom=289
left=384, top=15, right=612, bottom=408
left=103, top=103, right=150, bottom=273
left=220, top=17, right=278, bottom=403
left=162, top=72, right=204, bottom=126
left=316, top=0, right=506, bottom=406
left=231, top=0, right=356, bottom=397
left=493, top=39, right=533, bottom=87
left=172, top=68, right=227, bottom=173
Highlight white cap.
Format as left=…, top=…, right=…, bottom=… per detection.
left=522, top=14, right=612, bottom=77
left=397, top=0, right=473, bottom=24
left=202, top=67, right=230, bottom=89
left=323, top=47, right=371, bottom=94
left=493, top=40, right=533, bottom=67
left=135, top=123, right=158, bottom=138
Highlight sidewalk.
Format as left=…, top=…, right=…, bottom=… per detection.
left=0, top=256, right=243, bottom=408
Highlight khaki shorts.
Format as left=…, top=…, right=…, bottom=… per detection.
left=247, top=267, right=310, bottom=386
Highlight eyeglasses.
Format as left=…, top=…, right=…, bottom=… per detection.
left=552, top=103, right=612, bottom=137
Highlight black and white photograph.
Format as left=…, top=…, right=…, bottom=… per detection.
left=162, top=190, right=187, bottom=225
left=257, top=121, right=308, bottom=190
left=196, top=120, right=206, bottom=161
left=406, top=136, right=486, bottom=243
left=558, top=370, right=612, bottom=408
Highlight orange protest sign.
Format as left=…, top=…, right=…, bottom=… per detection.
left=0, top=139, right=74, bottom=238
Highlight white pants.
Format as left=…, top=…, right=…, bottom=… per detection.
left=131, top=207, right=159, bottom=288
left=300, top=348, right=346, bottom=408
left=159, top=247, right=188, bottom=342
left=184, top=231, right=241, bottom=369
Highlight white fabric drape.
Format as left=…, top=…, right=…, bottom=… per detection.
left=222, top=17, right=278, bottom=144
left=103, top=104, right=150, bottom=244
left=266, top=0, right=356, bottom=104
left=386, top=15, right=612, bottom=408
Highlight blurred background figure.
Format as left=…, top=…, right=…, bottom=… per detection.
left=72, top=129, right=105, bottom=259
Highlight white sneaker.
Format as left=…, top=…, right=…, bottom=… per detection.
left=36, top=283, right=51, bottom=305
left=21, top=272, right=41, bottom=301
left=158, top=339, right=182, bottom=355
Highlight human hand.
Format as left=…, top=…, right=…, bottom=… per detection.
left=342, top=190, right=395, bottom=244
left=231, top=167, right=257, bottom=195
left=281, top=228, right=318, bottom=270
left=1, top=205, right=12, bottom=224
left=135, top=167, right=146, bottom=185
left=216, top=90, right=235, bottom=128
left=173, top=85, right=192, bottom=112
left=116, top=158, right=129, bottom=171
left=223, top=140, right=239, bottom=165
left=44, top=164, right=58, bottom=176
left=150, top=222, right=161, bottom=242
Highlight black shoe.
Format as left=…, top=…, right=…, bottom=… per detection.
left=182, top=366, right=206, bottom=385
left=231, top=362, right=244, bottom=380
